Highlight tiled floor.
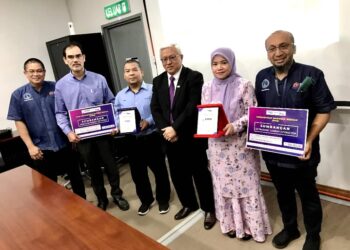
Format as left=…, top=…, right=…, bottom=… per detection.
left=61, top=163, right=350, bottom=250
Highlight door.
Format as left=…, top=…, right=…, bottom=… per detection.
left=46, top=39, right=70, bottom=80
left=102, top=14, right=153, bottom=92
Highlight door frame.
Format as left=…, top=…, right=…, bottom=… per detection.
left=102, top=13, right=152, bottom=92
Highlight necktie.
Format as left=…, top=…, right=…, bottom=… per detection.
left=169, top=76, right=175, bottom=123
left=169, top=76, right=175, bottom=107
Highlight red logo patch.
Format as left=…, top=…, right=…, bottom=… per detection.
left=292, top=82, right=300, bottom=89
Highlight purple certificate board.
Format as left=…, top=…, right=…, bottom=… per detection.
left=69, top=103, right=116, bottom=140
left=246, top=107, right=308, bottom=157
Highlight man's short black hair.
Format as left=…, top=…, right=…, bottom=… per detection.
left=63, top=42, right=84, bottom=57
left=23, top=58, right=45, bottom=71
left=124, top=57, right=142, bottom=69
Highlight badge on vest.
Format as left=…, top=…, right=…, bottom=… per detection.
left=261, top=79, right=270, bottom=91
left=23, top=93, right=33, bottom=101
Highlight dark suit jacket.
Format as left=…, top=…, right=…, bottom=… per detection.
left=151, top=66, right=203, bottom=140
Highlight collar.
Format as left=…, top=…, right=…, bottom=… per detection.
left=124, top=81, right=147, bottom=94
left=167, top=65, right=183, bottom=81
left=69, top=69, right=87, bottom=80
left=271, top=60, right=296, bottom=77
left=29, top=81, right=49, bottom=93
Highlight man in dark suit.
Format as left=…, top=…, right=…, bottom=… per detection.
left=151, top=44, right=216, bottom=230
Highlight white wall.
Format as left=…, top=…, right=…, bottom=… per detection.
left=0, top=0, right=349, bottom=191
left=0, top=0, right=73, bottom=129
left=148, top=0, right=350, bottom=102
left=0, top=0, right=150, bottom=130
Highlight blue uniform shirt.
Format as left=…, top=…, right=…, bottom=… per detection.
left=7, top=81, right=68, bottom=151
left=255, top=61, right=336, bottom=166
left=114, top=82, right=155, bottom=134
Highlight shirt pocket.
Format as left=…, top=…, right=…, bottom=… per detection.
left=140, top=96, right=152, bottom=113
left=81, top=85, right=104, bottom=105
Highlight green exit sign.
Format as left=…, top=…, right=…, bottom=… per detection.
left=104, top=0, right=130, bottom=20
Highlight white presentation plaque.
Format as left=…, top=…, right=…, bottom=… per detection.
left=197, top=107, right=219, bottom=135
left=119, top=109, right=137, bottom=134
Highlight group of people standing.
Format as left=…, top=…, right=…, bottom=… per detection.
left=7, top=30, right=335, bottom=250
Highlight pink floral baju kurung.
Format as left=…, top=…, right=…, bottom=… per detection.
left=202, top=77, right=272, bottom=242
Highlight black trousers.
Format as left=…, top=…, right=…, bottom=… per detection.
left=77, top=136, right=122, bottom=200
left=166, top=137, right=215, bottom=212
left=125, top=132, right=170, bottom=205
left=266, top=162, right=322, bottom=236
left=32, top=146, right=86, bottom=198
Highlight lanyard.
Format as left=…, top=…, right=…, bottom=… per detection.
left=274, top=78, right=287, bottom=107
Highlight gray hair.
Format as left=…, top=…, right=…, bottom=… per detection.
left=160, top=44, right=182, bottom=55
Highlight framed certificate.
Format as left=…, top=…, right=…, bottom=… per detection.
left=246, top=107, right=308, bottom=157
left=117, top=107, right=141, bottom=134
left=69, top=103, right=116, bottom=140
left=194, top=103, right=229, bottom=138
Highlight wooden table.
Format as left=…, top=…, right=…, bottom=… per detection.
left=0, top=166, right=168, bottom=250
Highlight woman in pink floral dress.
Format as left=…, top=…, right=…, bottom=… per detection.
left=201, top=47, right=272, bottom=242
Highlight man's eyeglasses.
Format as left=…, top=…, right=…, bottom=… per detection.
left=66, top=54, right=83, bottom=60
left=160, top=55, right=178, bottom=63
left=26, top=69, right=45, bottom=74
left=266, top=43, right=294, bottom=53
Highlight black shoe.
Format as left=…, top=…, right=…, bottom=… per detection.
left=138, top=203, right=151, bottom=216
left=174, top=207, right=196, bottom=220
left=159, top=202, right=170, bottom=214
left=272, top=229, right=301, bottom=249
left=113, top=196, right=130, bottom=211
left=204, top=212, right=216, bottom=230
left=226, top=231, right=236, bottom=238
left=241, top=234, right=253, bottom=241
left=302, top=235, right=321, bottom=250
left=97, top=199, right=109, bottom=211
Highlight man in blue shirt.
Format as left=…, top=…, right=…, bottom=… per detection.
left=255, top=30, right=336, bottom=250
left=7, top=58, right=85, bottom=198
left=114, top=58, right=171, bottom=216
left=55, top=43, right=129, bottom=211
